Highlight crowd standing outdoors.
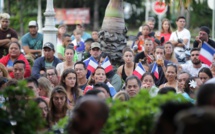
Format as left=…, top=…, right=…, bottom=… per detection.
left=1, top=12, right=215, bottom=133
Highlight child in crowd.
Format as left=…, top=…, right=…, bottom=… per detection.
left=82, top=38, right=94, bottom=61
left=72, top=29, right=85, bottom=61
left=91, top=30, right=99, bottom=42
left=133, top=24, right=153, bottom=53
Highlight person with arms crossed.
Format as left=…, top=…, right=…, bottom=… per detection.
left=169, top=16, right=191, bottom=63
left=21, top=20, right=43, bottom=59
left=0, top=13, right=18, bottom=58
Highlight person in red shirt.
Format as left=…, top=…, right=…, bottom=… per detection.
left=135, top=24, right=152, bottom=53
left=0, top=42, right=31, bottom=78
left=159, top=18, right=172, bottom=45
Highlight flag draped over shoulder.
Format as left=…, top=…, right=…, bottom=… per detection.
left=151, top=63, right=159, bottom=79
left=133, top=62, right=146, bottom=79
left=101, top=56, right=113, bottom=73
left=199, top=42, right=215, bottom=66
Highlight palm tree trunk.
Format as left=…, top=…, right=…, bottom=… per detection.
left=100, top=0, right=127, bottom=67
left=101, top=0, right=125, bottom=34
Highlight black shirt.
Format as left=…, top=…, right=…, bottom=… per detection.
left=193, top=39, right=215, bottom=49
left=149, top=60, right=171, bottom=87
left=134, top=51, right=146, bottom=63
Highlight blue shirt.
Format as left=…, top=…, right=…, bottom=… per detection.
left=7, top=59, right=13, bottom=67
left=21, top=32, right=43, bottom=50
left=76, top=41, right=85, bottom=52
left=182, top=92, right=195, bottom=104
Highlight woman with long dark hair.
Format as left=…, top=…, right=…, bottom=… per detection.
left=117, top=47, right=136, bottom=82
left=49, top=86, right=71, bottom=125
left=35, top=97, right=50, bottom=129
left=60, top=68, right=82, bottom=106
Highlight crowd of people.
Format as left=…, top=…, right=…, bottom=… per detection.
left=1, top=12, right=215, bottom=133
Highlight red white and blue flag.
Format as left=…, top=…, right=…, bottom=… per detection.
left=101, top=56, right=113, bottom=73
left=87, top=57, right=98, bottom=73
left=199, top=42, right=215, bottom=66
left=151, top=63, right=159, bottom=79
left=133, top=62, right=146, bottom=79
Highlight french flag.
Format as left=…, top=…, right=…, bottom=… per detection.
left=133, top=62, right=146, bottom=79
left=151, top=63, right=159, bottom=79
left=101, top=56, right=113, bottom=73
left=87, top=57, right=98, bottom=73
left=199, top=42, right=215, bottom=66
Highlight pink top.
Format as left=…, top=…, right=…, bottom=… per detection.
left=160, top=32, right=171, bottom=45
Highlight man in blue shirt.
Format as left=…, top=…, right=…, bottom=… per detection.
left=21, top=20, right=43, bottom=59
left=32, top=42, right=62, bottom=79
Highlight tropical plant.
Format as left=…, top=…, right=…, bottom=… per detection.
left=50, top=90, right=188, bottom=134
left=99, top=0, right=127, bottom=67
left=103, top=90, right=188, bottom=133
left=0, top=81, right=45, bottom=134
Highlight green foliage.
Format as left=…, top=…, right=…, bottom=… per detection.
left=52, top=116, right=69, bottom=133
left=190, top=0, right=212, bottom=29
left=0, top=80, right=45, bottom=134
left=103, top=90, right=187, bottom=134
left=45, top=90, right=188, bottom=134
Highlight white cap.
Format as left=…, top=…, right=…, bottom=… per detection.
left=28, top=20, right=37, bottom=27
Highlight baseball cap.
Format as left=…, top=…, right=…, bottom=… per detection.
left=58, top=24, right=67, bottom=29
left=28, top=20, right=37, bottom=27
left=43, top=42, right=55, bottom=51
left=91, top=42, right=101, bottom=49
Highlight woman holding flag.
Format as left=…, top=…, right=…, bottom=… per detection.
left=150, top=46, right=172, bottom=87
left=84, top=67, right=117, bottom=97
left=99, top=53, right=122, bottom=91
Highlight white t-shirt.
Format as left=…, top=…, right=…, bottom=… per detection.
left=169, top=28, right=191, bottom=48
left=181, top=63, right=209, bottom=77
left=56, top=62, right=74, bottom=76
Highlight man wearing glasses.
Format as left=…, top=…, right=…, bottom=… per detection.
left=74, top=61, right=88, bottom=90
left=46, top=67, right=60, bottom=87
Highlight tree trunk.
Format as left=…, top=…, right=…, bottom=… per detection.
left=99, top=0, right=127, bottom=67
left=180, top=0, right=185, bottom=16
left=185, top=5, right=190, bottom=29
left=101, top=0, right=125, bottom=34
left=19, top=0, right=24, bottom=36
left=93, top=0, right=99, bottom=30
left=7, top=0, right=11, bottom=14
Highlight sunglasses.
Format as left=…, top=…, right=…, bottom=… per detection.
left=167, top=63, right=177, bottom=67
